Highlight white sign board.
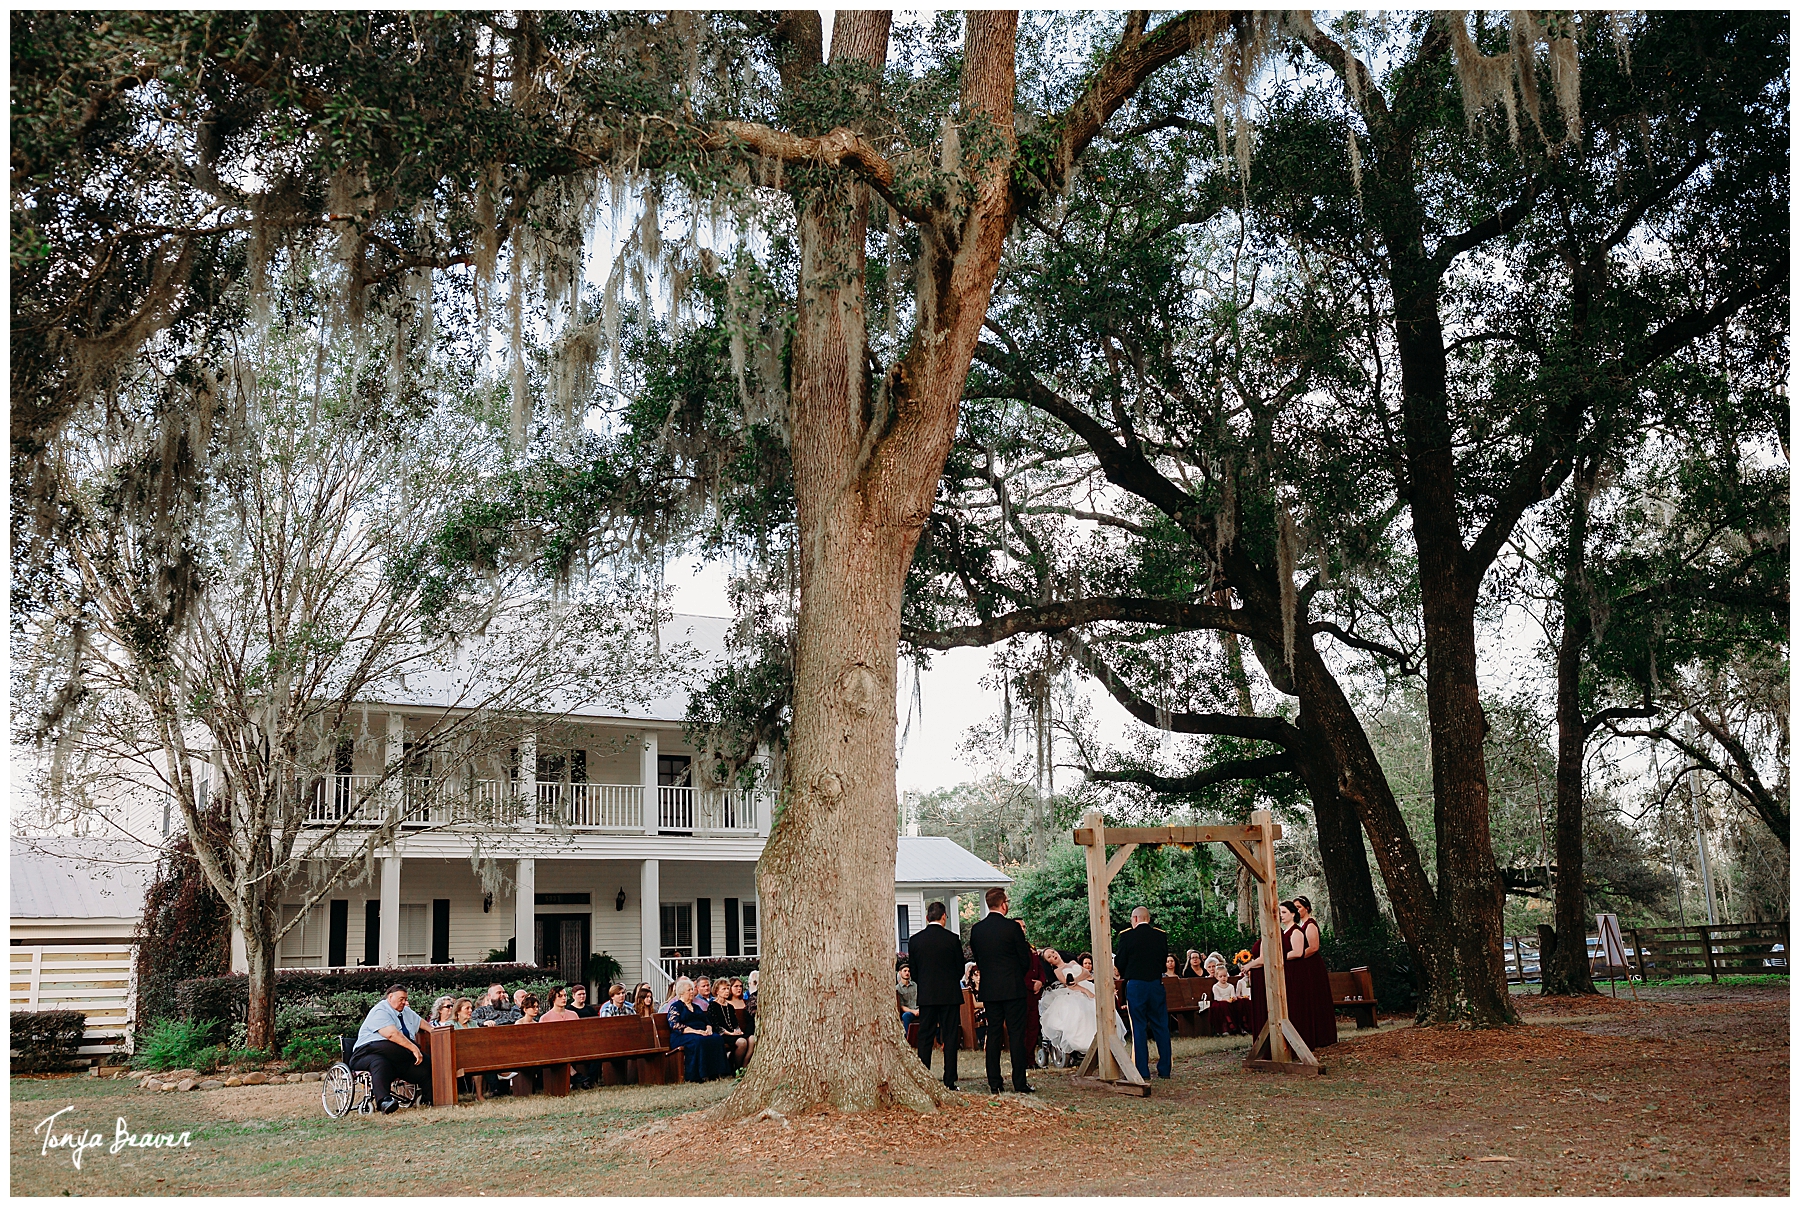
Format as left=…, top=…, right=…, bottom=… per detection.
left=1595, top=913, right=1630, bottom=972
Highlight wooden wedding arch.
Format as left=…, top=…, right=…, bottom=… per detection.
left=1069, top=807, right=1322, bottom=1096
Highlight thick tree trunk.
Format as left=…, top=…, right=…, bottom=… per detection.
left=718, top=10, right=1018, bottom=1117
left=1292, top=714, right=1381, bottom=937
left=1544, top=466, right=1600, bottom=995
left=1392, top=274, right=1513, bottom=1024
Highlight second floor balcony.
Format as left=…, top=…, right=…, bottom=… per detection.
left=305, top=775, right=769, bottom=838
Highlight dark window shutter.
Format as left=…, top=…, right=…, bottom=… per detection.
left=696, top=897, right=712, bottom=957
left=328, top=900, right=349, bottom=967
left=364, top=900, right=381, bottom=966
left=724, top=898, right=740, bottom=957
left=431, top=899, right=450, bottom=964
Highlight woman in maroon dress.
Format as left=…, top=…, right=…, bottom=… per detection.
left=1290, top=896, right=1338, bottom=1051
left=1243, top=902, right=1305, bottom=1048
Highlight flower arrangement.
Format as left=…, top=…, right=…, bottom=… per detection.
left=1234, top=949, right=1253, bottom=966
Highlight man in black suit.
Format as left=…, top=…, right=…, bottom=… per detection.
left=906, top=901, right=965, bottom=1089
left=968, top=886, right=1034, bottom=1094
left=1114, top=905, right=1172, bottom=1079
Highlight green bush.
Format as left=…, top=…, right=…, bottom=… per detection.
left=280, top=1032, right=342, bottom=1071
left=132, top=1018, right=222, bottom=1072
left=224, top=1046, right=277, bottom=1066
left=1013, top=842, right=1256, bottom=963
left=11, top=1010, right=88, bottom=1073
left=174, top=962, right=546, bottom=1029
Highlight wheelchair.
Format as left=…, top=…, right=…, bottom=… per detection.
left=321, top=1036, right=421, bottom=1118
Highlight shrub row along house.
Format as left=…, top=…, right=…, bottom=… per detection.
left=13, top=613, right=1008, bottom=1049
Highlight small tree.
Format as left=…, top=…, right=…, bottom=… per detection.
left=19, top=309, right=663, bottom=1049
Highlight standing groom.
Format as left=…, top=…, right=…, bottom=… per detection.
left=906, top=901, right=965, bottom=1089
left=968, top=887, right=1034, bottom=1094
left=1114, top=906, right=1172, bottom=1079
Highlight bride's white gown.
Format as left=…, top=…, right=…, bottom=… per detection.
left=1039, top=964, right=1099, bottom=1055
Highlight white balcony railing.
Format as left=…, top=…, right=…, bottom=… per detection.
left=304, top=775, right=769, bottom=837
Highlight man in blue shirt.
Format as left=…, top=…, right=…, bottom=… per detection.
left=350, top=985, right=433, bottom=1112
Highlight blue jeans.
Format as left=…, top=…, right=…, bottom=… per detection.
left=1125, top=979, right=1171, bottom=1079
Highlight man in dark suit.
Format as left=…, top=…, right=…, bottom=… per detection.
left=907, top=901, right=966, bottom=1089
left=968, top=886, right=1034, bottom=1093
left=1114, top=905, right=1172, bottom=1079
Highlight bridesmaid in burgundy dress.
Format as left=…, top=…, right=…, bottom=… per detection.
left=1243, top=901, right=1305, bottom=1048
left=1291, top=896, right=1339, bottom=1051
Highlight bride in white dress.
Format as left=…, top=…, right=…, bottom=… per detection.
left=1039, top=950, right=1098, bottom=1060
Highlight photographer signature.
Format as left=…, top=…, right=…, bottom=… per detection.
left=34, top=1105, right=193, bottom=1170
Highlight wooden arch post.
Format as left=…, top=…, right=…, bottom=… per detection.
left=1070, top=807, right=1320, bottom=1096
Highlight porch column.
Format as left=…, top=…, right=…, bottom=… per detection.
left=379, top=855, right=402, bottom=966
left=515, top=858, right=536, bottom=965
left=640, top=732, right=659, bottom=835
left=640, top=858, right=661, bottom=986
left=945, top=893, right=961, bottom=943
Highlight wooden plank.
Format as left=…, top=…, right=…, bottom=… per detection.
left=1080, top=810, right=1122, bottom=1083
left=1251, top=809, right=1293, bottom=1065
left=1223, top=839, right=1262, bottom=877
left=1278, top=1017, right=1319, bottom=1066
left=1076, top=824, right=1282, bottom=846
left=1102, top=842, right=1138, bottom=886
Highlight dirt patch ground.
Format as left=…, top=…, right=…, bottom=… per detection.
left=12, top=981, right=1785, bottom=1196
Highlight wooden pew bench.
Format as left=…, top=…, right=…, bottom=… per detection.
left=426, top=1014, right=682, bottom=1106
left=1161, top=975, right=1225, bottom=1037
left=1328, top=966, right=1379, bottom=1029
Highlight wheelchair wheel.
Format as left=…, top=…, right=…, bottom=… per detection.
left=1034, top=1039, right=1056, bottom=1070
left=390, top=1079, right=420, bottom=1108
left=321, top=1062, right=357, bottom=1118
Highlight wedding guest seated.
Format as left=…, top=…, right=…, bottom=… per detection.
left=1164, top=954, right=1180, bottom=978
left=540, top=986, right=581, bottom=1022
left=472, top=983, right=522, bottom=1026
left=1204, top=953, right=1249, bottom=1035
left=569, top=984, right=598, bottom=1018
left=667, top=976, right=726, bottom=1082
left=631, top=983, right=656, bottom=1016
left=515, top=993, right=541, bottom=1023
left=745, top=969, right=760, bottom=1015
left=896, top=965, right=920, bottom=1030
left=452, top=998, right=476, bottom=1028
left=709, top=981, right=750, bottom=1069
left=966, top=966, right=987, bottom=1049
left=598, top=983, right=633, bottom=1017
left=349, top=985, right=433, bottom=1114
left=432, top=995, right=458, bottom=1027
left=727, top=978, right=756, bottom=1062
left=1181, top=949, right=1208, bottom=978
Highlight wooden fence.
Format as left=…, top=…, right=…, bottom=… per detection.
left=1503, top=924, right=1789, bottom=985
left=9, top=944, right=138, bottom=1057
left=1628, top=923, right=1788, bottom=982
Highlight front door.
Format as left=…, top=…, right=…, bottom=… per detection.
left=534, top=913, right=590, bottom=983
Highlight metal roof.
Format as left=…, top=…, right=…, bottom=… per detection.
left=894, top=836, right=1011, bottom=889
left=11, top=838, right=158, bottom=922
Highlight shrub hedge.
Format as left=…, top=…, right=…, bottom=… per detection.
left=173, top=962, right=549, bottom=1025
left=11, top=1010, right=88, bottom=1072
left=669, top=957, right=759, bottom=983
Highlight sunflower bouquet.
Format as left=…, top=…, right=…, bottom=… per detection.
left=1233, top=949, right=1253, bottom=966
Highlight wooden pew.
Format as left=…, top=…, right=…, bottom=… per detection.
left=1328, top=966, right=1379, bottom=1029
left=426, top=1014, right=681, bottom=1106
left=960, top=988, right=983, bottom=1051
left=1162, top=975, right=1222, bottom=1037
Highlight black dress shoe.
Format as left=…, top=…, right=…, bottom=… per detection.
left=378, top=1098, right=399, bottom=1114
left=942, top=1083, right=960, bottom=1092
left=988, top=1084, right=1004, bottom=1094
left=1014, top=1085, right=1036, bottom=1094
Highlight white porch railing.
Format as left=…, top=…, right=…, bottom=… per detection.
left=535, top=782, right=644, bottom=830
left=303, top=775, right=769, bottom=837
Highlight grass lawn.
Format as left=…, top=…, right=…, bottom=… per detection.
left=13, top=981, right=1787, bottom=1196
